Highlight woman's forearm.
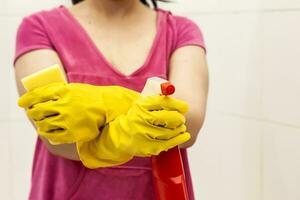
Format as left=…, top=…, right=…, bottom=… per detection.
left=28, top=118, right=81, bottom=161
left=14, top=50, right=82, bottom=160
left=40, top=136, right=80, bottom=161
left=168, top=46, right=209, bottom=149
left=179, top=107, right=206, bottom=148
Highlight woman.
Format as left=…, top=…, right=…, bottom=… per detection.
left=14, top=0, right=208, bottom=199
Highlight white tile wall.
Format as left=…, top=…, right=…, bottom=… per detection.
left=262, top=123, right=300, bottom=200
left=159, top=0, right=300, bottom=14
left=0, top=18, right=14, bottom=121
left=263, top=0, right=300, bottom=10
left=0, top=0, right=8, bottom=14
left=261, top=12, right=300, bottom=127
left=0, top=119, right=35, bottom=200
left=0, top=17, right=25, bottom=121
left=0, top=122, right=13, bottom=200
left=189, top=111, right=262, bottom=200
left=159, top=0, right=263, bottom=14
left=1, top=0, right=300, bottom=200
left=189, top=13, right=264, bottom=118
left=10, top=120, right=36, bottom=200
left=1, top=0, right=70, bottom=16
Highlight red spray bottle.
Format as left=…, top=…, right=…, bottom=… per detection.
left=142, top=77, right=189, bottom=200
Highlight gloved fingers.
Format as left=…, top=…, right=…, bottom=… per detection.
left=35, top=115, right=73, bottom=143
left=18, top=82, right=66, bottom=108
left=161, top=132, right=191, bottom=151
left=144, top=110, right=186, bottom=129
left=137, top=95, right=189, bottom=114
left=138, top=132, right=190, bottom=156
left=27, top=100, right=60, bottom=121
left=35, top=115, right=66, bottom=133
left=145, top=124, right=187, bottom=140
left=37, top=128, right=73, bottom=144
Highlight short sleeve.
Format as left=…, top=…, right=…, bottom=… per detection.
left=14, top=15, right=54, bottom=64
left=174, top=16, right=206, bottom=52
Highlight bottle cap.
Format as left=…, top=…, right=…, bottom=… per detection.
left=161, top=82, right=175, bottom=95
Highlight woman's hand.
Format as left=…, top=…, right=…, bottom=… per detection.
left=77, top=95, right=191, bottom=168
left=18, top=82, right=140, bottom=144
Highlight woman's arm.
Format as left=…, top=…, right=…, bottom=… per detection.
left=169, top=46, right=208, bottom=148
left=14, top=49, right=80, bottom=161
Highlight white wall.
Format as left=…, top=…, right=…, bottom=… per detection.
left=1, top=0, right=300, bottom=199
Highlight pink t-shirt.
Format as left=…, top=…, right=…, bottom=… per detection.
left=15, top=5, right=205, bottom=200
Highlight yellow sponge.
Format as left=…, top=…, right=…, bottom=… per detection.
left=21, top=64, right=67, bottom=91
left=21, top=64, right=67, bottom=145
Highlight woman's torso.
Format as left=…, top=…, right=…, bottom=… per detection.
left=18, top=5, right=201, bottom=200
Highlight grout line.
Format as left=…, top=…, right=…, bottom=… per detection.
left=0, top=14, right=22, bottom=18
left=260, top=124, right=264, bottom=200
left=214, top=109, right=300, bottom=129
left=0, top=118, right=26, bottom=123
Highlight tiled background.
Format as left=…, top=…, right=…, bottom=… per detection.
left=0, top=0, right=299, bottom=199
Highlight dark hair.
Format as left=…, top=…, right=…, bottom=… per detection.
left=71, top=0, right=168, bottom=9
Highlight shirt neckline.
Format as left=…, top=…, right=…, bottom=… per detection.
left=60, top=5, right=163, bottom=78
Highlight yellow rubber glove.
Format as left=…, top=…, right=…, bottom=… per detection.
left=18, top=83, right=139, bottom=144
left=77, top=95, right=191, bottom=168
